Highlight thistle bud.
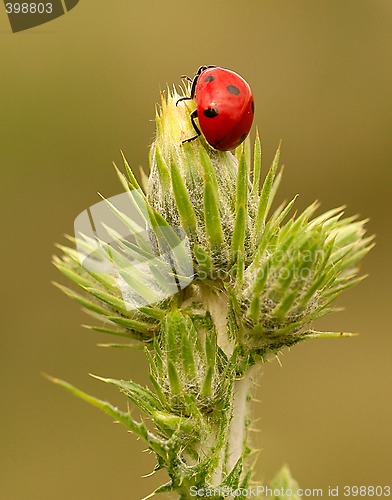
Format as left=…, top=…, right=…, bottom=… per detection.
left=148, top=86, right=252, bottom=273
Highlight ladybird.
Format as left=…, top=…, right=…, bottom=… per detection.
left=177, top=66, right=254, bottom=151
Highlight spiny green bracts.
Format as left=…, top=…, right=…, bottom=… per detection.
left=51, top=83, right=373, bottom=499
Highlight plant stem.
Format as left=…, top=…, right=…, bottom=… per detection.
left=199, top=284, right=252, bottom=487
left=226, top=370, right=252, bottom=472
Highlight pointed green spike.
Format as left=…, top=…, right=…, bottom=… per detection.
left=152, top=410, right=193, bottom=434
left=181, top=328, right=198, bottom=381
left=199, top=146, right=223, bottom=249
left=254, top=143, right=281, bottom=236
left=91, top=374, right=164, bottom=414
left=53, top=261, right=95, bottom=289
left=221, top=457, right=243, bottom=489
left=272, top=289, right=297, bottom=321
left=167, top=360, right=182, bottom=395
left=138, top=306, right=165, bottom=320
left=107, top=315, right=153, bottom=336
left=204, top=179, right=223, bottom=250
left=53, top=282, right=110, bottom=316
left=120, top=151, right=143, bottom=192
left=194, top=244, right=215, bottom=276
left=170, top=160, right=197, bottom=237
left=83, top=287, right=127, bottom=314
left=302, top=330, right=358, bottom=339
left=232, top=148, right=248, bottom=261
left=321, top=274, right=368, bottom=298
left=205, top=328, right=217, bottom=369
left=82, top=324, right=139, bottom=340
left=96, top=343, right=144, bottom=349
left=44, top=374, right=167, bottom=459
left=153, top=144, right=171, bottom=191
left=269, top=465, right=300, bottom=500
left=112, top=161, right=133, bottom=194
left=251, top=129, right=262, bottom=199
left=148, top=372, right=166, bottom=406
left=201, top=365, right=213, bottom=398
left=141, top=482, right=173, bottom=500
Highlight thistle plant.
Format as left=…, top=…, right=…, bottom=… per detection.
left=51, top=81, right=373, bottom=499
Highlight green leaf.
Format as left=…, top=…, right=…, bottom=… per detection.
left=45, top=374, right=167, bottom=459
left=112, top=161, right=133, bottom=195
left=91, top=374, right=164, bottom=415
left=121, top=151, right=143, bottom=192
left=321, top=274, right=367, bottom=298
left=204, top=179, right=223, bottom=250
left=181, top=328, right=198, bottom=381
left=55, top=242, right=81, bottom=263
left=164, top=312, right=181, bottom=364
left=269, top=195, right=298, bottom=228
left=107, top=315, right=153, bottom=336
left=53, top=282, right=110, bottom=316
left=170, top=160, right=197, bottom=237
left=194, top=244, right=215, bottom=277
left=232, top=148, right=248, bottom=260
left=254, top=143, right=280, bottom=236
left=96, top=343, right=144, bottom=348
left=82, top=324, right=140, bottom=340
left=251, top=129, right=262, bottom=199
left=252, top=196, right=297, bottom=266
left=153, top=144, right=171, bottom=191
left=272, top=289, right=298, bottom=321
left=167, top=360, right=182, bottom=395
left=150, top=211, right=191, bottom=267
left=205, top=326, right=217, bottom=370
left=141, top=482, right=173, bottom=500
left=199, top=145, right=219, bottom=192
left=200, top=146, right=224, bottom=250
left=152, top=410, right=194, bottom=434
left=53, top=261, right=95, bottom=289
left=138, top=306, right=165, bottom=320
left=83, top=287, right=127, bottom=314
left=148, top=372, right=167, bottom=406
left=201, top=365, right=213, bottom=398
left=98, top=195, right=151, bottom=254
left=236, top=469, right=252, bottom=500
left=221, top=457, right=243, bottom=489
left=269, top=465, right=300, bottom=499
left=301, top=329, right=358, bottom=339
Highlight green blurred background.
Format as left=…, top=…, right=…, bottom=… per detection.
left=1, top=1, right=391, bottom=498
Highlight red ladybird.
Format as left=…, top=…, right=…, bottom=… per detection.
left=177, top=66, right=254, bottom=151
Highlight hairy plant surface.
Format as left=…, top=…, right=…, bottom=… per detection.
left=51, top=84, right=373, bottom=499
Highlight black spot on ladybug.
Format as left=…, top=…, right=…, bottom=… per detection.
left=203, top=107, right=219, bottom=118
left=227, top=85, right=240, bottom=95
left=251, top=100, right=255, bottom=114
left=204, top=75, right=215, bottom=83
left=240, top=133, right=247, bottom=143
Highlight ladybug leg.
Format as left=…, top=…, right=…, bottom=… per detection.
left=177, top=65, right=215, bottom=105
left=177, top=69, right=200, bottom=106
left=182, top=110, right=201, bottom=144
left=176, top=96, right=192, bottom=106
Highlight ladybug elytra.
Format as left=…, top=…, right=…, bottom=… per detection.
left=177, top=66, right=254, bottom=151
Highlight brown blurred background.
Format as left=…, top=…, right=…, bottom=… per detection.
left=1, top=1, right=391, bottom=498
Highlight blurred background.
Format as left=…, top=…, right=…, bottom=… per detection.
left=1, top=1, right=391, bottom=498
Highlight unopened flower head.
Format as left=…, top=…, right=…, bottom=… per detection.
left=148, top=85, right=254, bottom=271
